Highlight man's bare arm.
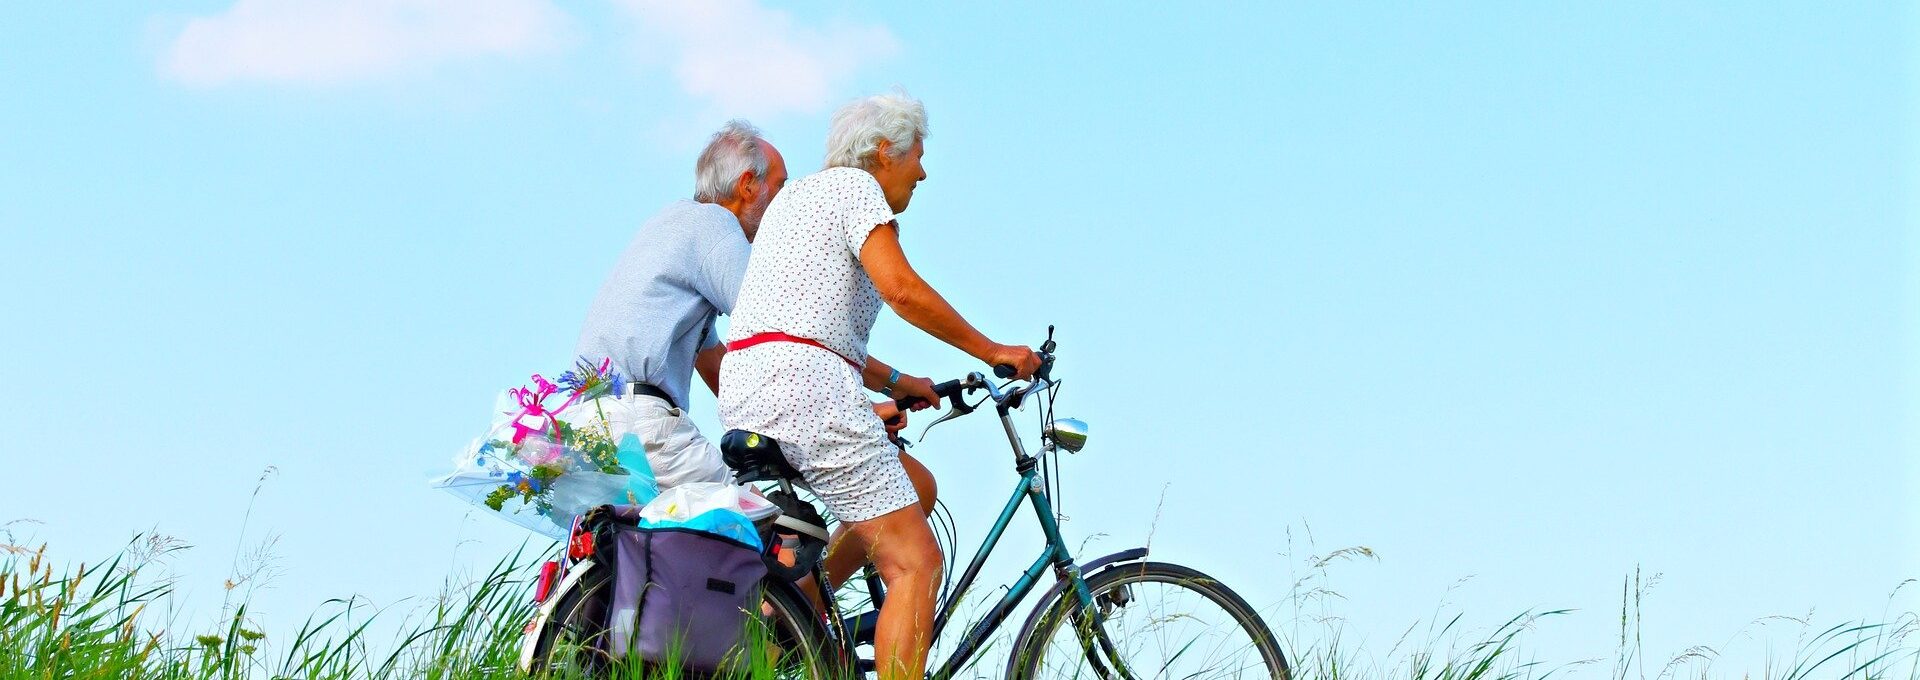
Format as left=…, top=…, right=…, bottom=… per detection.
left=696, top=343, right=725, bottom=396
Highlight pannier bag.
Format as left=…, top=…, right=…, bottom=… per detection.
left=595, top=496, right=769, bottom=671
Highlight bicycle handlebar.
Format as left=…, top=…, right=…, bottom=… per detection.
left=892, top=329, right=1059, bottom=439
left=892, top=379, right=965, bottom=411
left=992, top=350, right=1055, bottom=382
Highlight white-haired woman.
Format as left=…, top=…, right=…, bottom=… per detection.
left=718, top=92, right=1040, bottom=679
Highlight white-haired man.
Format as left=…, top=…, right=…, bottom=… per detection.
left=573, top=120, right=789, bottom=490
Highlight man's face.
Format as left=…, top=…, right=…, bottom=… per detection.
left=739, top=142, right=788, bottom=241
left=872, top=139, right=925, bottom=214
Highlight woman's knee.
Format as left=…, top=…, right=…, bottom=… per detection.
left=857, top=506, right=943, bottom=584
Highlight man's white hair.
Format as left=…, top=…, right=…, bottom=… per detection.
left=693, top=119, right=771, bottom=203
left=823, top=90, right=928, bottom=171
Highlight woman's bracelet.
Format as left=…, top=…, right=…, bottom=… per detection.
left=883, top=367, right=901, bottom=395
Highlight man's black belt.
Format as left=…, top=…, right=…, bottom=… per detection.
left=626, top=382, right=677, bottom=409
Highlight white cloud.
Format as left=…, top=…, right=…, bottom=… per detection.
left=161, top=0, right=572, bottom=87
left=616, top=0, right=901, bottom=118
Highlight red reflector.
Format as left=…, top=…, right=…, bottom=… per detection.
left=533, top=561, right=559, bottom=603
left=568, top=528, right=595, bottom=561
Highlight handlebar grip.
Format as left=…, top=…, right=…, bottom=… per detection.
left=994, top=353, right=1053, bottom=380
left=893, top=379, right=964, bottom=411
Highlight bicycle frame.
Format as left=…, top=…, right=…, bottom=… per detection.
left=924, top=453, right=1089, bottom=680
left=865, top=385, right=1110, bottom=680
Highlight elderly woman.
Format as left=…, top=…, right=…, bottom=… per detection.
left=718, top=92, right=1041, bottom=679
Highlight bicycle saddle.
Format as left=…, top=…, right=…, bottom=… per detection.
left=720, top=429, right=802, bottom=484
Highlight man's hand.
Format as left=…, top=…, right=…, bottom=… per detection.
left=983, top=343, right=1043, bottom=380
left=891, top=374, right=941, bottom=410
left=873, top=401, right=909, bottom=436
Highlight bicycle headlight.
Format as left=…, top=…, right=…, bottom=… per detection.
left=1048, top=418, right=1088, bottom=453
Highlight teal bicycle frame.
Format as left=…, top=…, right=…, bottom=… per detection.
left=906, top=381, right=1128, bottom=680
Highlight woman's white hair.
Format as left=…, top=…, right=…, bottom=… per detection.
left=693, top=119, right=771, bottom=203
left=823, top=90, right=928, bottom=171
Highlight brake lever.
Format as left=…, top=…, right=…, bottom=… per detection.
left=916, top=394, right=987, bottom=442
left=1003, top=378, right=1054, bottom=411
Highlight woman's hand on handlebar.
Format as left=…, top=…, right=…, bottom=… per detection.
left=984, top=343, right=1043, bottom=380
left=873, top=401, right=909, bottom=434
left=890, top=374, right=941, bottom=411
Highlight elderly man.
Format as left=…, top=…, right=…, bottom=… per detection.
left=572, top=120, right=789, bottom=490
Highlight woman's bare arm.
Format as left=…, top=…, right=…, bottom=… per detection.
left=860, top=223, right=1040, bottom=377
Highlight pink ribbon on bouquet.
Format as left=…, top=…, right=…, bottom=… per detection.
left=506, top=375, right=559, bottom=444
left=503, top=360, right=618, bottom=445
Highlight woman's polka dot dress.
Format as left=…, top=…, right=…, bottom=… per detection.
left=718, top=166, right=919, bottom=523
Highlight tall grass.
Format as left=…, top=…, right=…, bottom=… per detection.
left=0, top=535, right=540, bottom=679
left=3, top=531, right=1916, bottom=679
left=1268, top=526, right=1920, bottom=680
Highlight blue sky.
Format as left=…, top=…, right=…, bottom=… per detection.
left=1, top=1, right=1913, bottom=674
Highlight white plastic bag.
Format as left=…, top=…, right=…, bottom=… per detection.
left=639, top=482, right=777, bottom=523
left=636, top=482, right=777, bottom=548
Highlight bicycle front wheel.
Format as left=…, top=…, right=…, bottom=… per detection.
left=1009, top=561, right=1289, bottom=680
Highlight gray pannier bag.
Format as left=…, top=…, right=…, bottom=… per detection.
left=594, top=504, right=769, bottom=671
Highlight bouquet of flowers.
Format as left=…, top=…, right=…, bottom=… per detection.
left=430, top=357, right=660, bottom=538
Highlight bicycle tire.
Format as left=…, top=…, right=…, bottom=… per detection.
left=527, top=565, right=835, bottom=679
left=1007, top=561, right=1290, bottom=680
left=528, top=563, right=614, bottom=677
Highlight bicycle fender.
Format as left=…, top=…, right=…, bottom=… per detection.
left=516, top=559, right=601, bottom=674
left=1000, top=547, right=1148, bottom=677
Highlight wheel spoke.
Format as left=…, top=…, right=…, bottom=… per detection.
left=1015, top=565, right=1288, bottom=680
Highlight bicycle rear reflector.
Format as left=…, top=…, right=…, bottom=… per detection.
left=568, top=527, right=595, bottom=561
left=533, top=561, right=558, bottom=604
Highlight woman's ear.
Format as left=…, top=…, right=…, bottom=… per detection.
left=871, top=138, right=893, bottom=170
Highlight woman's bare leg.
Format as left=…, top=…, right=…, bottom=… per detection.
left=847, top=504, right=943, bottom=680
left=822, top=450, right=938, bottom=587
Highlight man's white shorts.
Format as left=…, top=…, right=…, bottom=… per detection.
left=577, top=394, right=732, bottom=489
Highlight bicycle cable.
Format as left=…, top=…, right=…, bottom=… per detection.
left=932, top=498, right=959, bottom=604
left=1042, top=380, right=1065, bottom=523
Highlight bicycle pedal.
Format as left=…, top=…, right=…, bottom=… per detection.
left=843, top=610, right=878, bottom=647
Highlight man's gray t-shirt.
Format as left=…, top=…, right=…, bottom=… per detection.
left=576, top=200, right=750, bottom=411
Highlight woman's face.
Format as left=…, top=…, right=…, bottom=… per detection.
left=871, top=139, right=926, bottom=214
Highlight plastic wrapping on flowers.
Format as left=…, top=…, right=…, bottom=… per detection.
left=429, top=358, right=660, bottom=539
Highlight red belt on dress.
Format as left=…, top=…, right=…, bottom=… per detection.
left=725, top=332, right=860, bottom=368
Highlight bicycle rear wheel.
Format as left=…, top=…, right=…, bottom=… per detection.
left=528, top=564, right=613, bottom=677
left=1009, top=561, right=1289, bottom=680
left=527, top=565, right=832, bottom=679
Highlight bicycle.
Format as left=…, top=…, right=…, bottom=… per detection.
left=519, top=327, right=1290, bottom=679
